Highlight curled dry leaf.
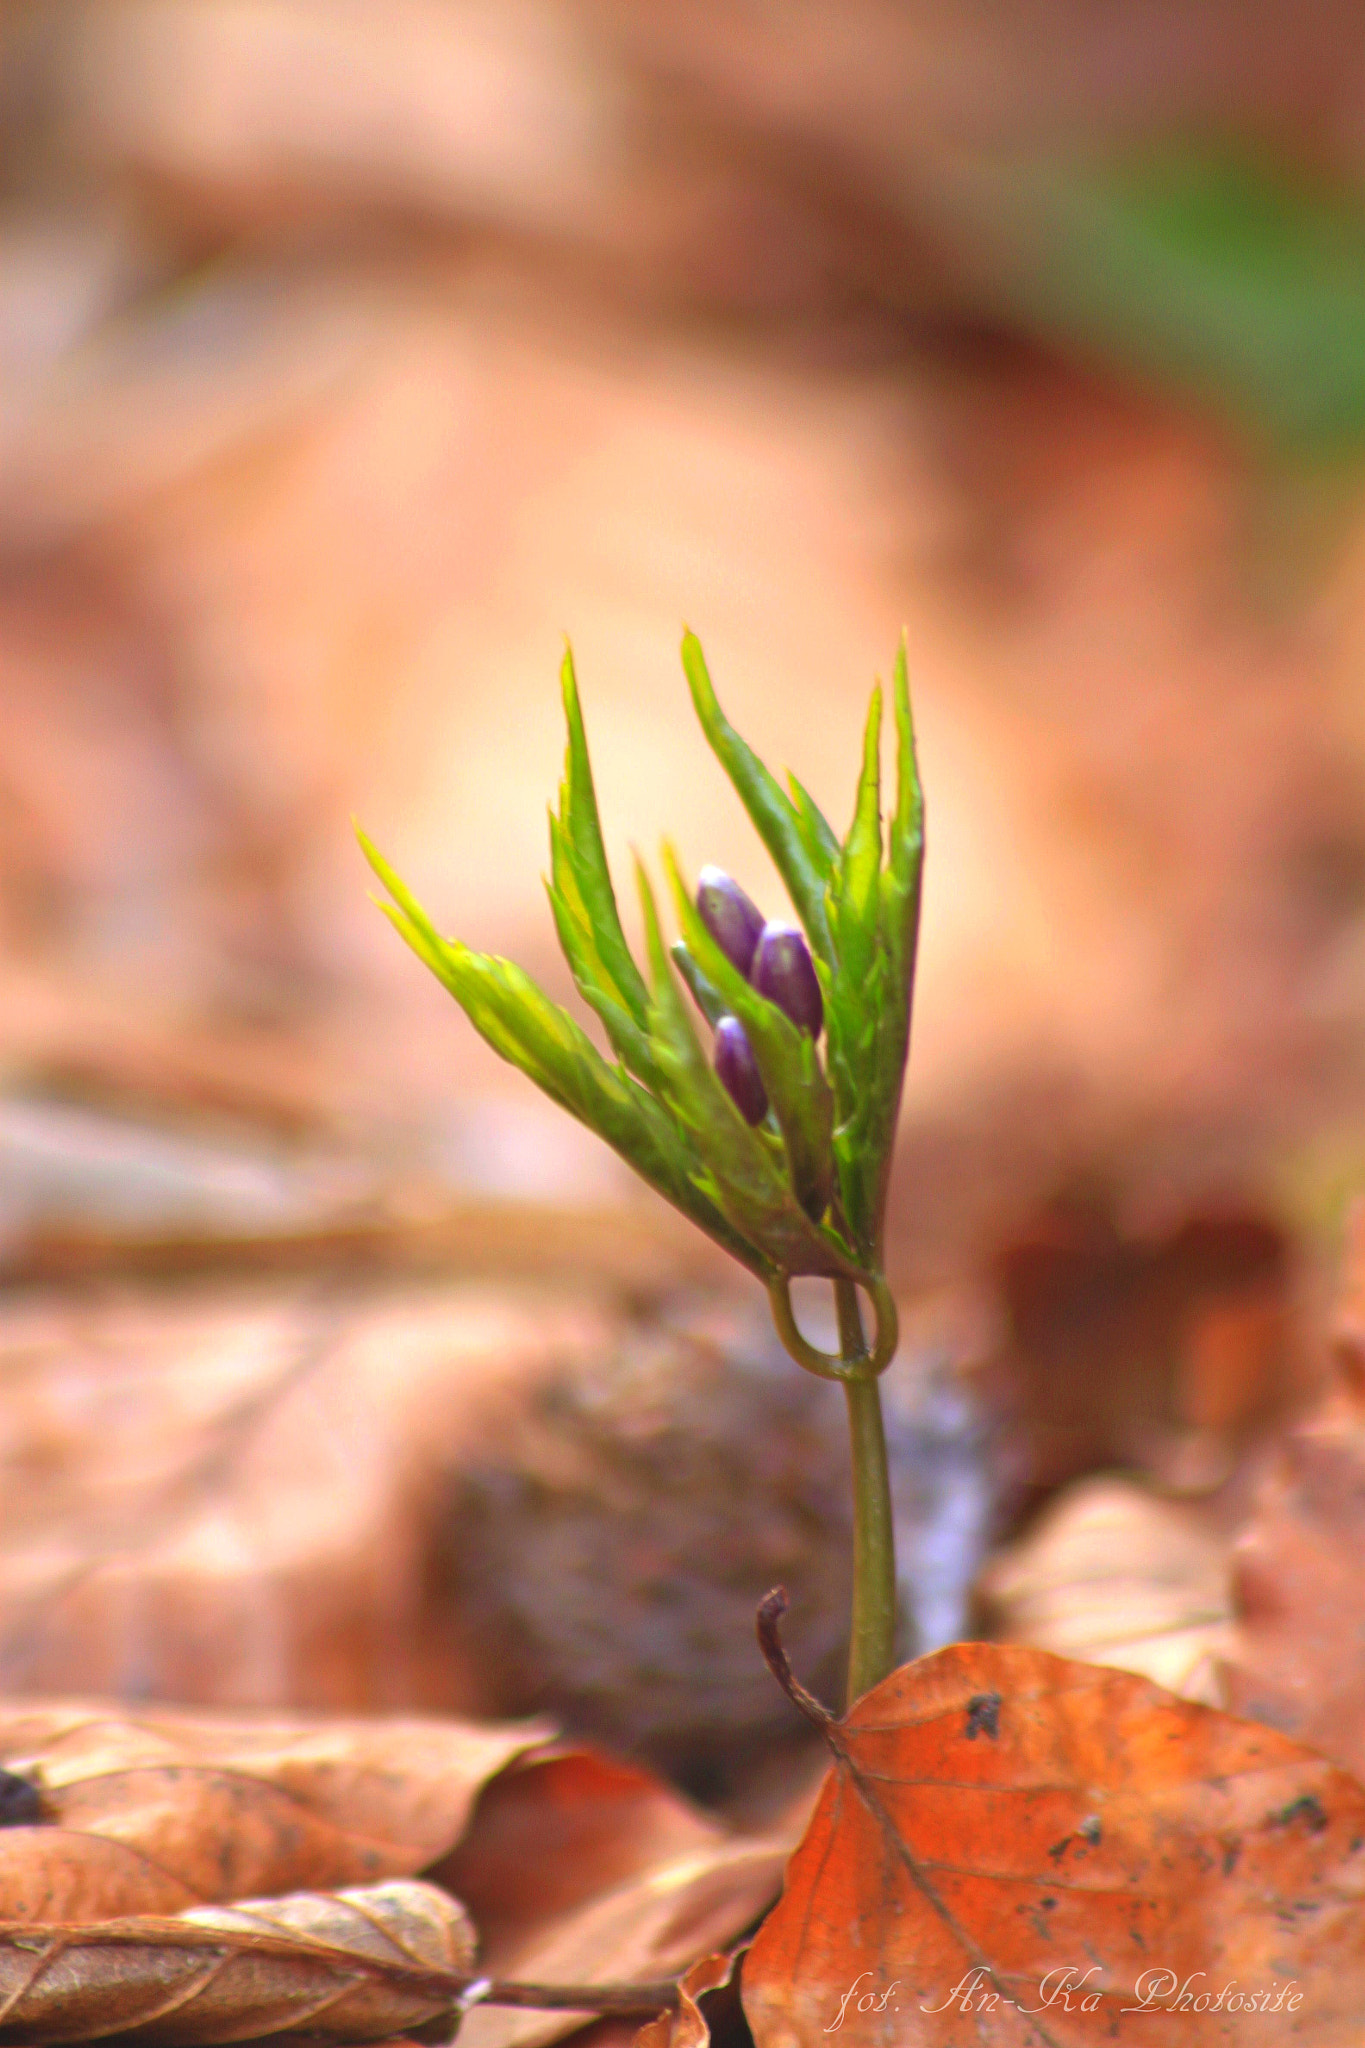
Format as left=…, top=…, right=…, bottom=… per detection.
left=443, top=1749, right=787, bottom=2048
left=635, top=1953, right=737, bottom=2048
left=0, top=1878, right=472, bottom=2044
left=744, top=1642, right=1365, bottom=2044
left=0, top=1701, right=550, bottom=1920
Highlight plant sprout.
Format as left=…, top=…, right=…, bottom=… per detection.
left=359, top=632, right=923, bottom=1705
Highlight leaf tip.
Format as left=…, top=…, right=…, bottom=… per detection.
left=680, top=628, right=716, bottom=712
left=559, top=638, right=580, bottom=713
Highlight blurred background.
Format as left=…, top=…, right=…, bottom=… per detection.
left=2, top=0, right=1365, bottom=1795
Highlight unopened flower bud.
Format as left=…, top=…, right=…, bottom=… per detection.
left=714, top=1015, right=768, bottom=1124
left=752, top=920, right=823, bottom=1036
left=696, top=866, right=764, bottom=978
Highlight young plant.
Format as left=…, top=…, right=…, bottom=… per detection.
left=359, top=633, right=923, bottom=1705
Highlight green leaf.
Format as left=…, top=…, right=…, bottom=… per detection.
left=866, top=641, right=924, bottom=1250
left=665, top=844, right=836, bottom=1224
left=819, top=685, right=887, bottom=1251
left=545, top=852, right=660, bottom=1090
left=555, top=645, right=650, bottom=1026
left=681, top=630, right=833, bottom=962
left=670, top=940, right=727, bottom=1031
left=637, top=859, right=859, bottom=1279
left=358, top=830, right=761, bottom=1274
left=833, top=685, right=883, bottom=991
left=786, top=772, right=840, bottom=879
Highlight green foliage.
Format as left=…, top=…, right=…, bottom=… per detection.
left=360, top=632, right=924, bottom=1287
left=358, top=830, right=762, bottom=1275
left=997, top=146, right=1365, bottom=456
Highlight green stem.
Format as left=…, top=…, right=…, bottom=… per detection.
left=834, top=1278, right=898, bottom=1707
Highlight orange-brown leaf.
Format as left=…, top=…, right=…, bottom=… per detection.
left=0, top=1702, right=551, bottom=1919
left=0, top=1878, right=472, bottom=2043
left=744, top=1643, right=1365, bottom=2044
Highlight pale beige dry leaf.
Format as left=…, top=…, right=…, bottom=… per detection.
left=0, top=1878, right=472, bottom=2043
left=0, top=1699, right=551, bottom=1920
left=978, top=1474, right=1233, bottom=1703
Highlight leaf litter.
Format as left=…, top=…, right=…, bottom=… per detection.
left=0, top=1700, right=552, bottom=1920
left=442, top=1748, right=788, bottom=2048
left=0, top=1703, right=788, bottom=2047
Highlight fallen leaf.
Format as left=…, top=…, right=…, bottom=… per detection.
left=1219, top=1199, right=1365, bottom=1778
left=978, top=1475, right=1233, bottom=1703
left=0, top=1278, right=616, bottom=1719
left=0, top=1280, right=853, bottom=1783
left=0, top=1700, right=550, bottom=1920
left=1223, top=1380, right=1365, bottom=1776
left=442, top=1749, right=786, bottom=2048
left=743, top=1631, right=1365, bottom=2043
left=0, top=1878, right=472, bottom=2043
left=991, top=1196, right=1292, bottom=1495
left=636, top=1954, right=737, bottom=2048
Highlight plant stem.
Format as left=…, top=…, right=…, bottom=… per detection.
left=835, top=1277, right=897, bottom=1707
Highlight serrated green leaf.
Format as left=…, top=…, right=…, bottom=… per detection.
left=556, top=646, right=650, bottom=1026
left=665, top=844, right=835, bottom=1224
left=819, top=683, right=888, bottom=1252
left=864, top=641, right=924, bottom=1252
left=681, top=631, right=833, bottom=962
left=786, top=771, right=840, bottom=879
left=545, top=861, right=661, bottom=1089
left=637, top=859, right=858, bottom=1278
left=833, top=685, right=883, bottom=990
left=358, top=830, right=761, bottom=1273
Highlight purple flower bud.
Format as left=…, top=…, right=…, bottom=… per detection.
left=714, top=1015, right=768, bottom=1124
left=752, top=920, right=823, bottom=1036
left=696, top=866, right=765, bottom=978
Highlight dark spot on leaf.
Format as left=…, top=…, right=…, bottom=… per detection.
left=1268, top=1794, right=1329, bottom=1834
left=0, top=1772, right=45, bottom=1827
left=1222, top=1838, right=1241, bottom=1876
left=1047, top=1835, right=1072, bottom=1862
left=964, top=1692, right=1001, bottom=1741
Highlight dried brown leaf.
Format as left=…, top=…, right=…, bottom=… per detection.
left=635, top=1954, right=734, bottom=2048
left=443, top=1751, right=784, bottom=2048
left=0, top=1878, right=472, bottom=2044
left=0, top=1279, right=620, bottom=1723
left=1223, top=1381, right=1365, bottom=1775
left=1219, top=1201, right=1365, bottom=1778
left=0, top=1701, right=550, bottom=1920
left=744, top=1641, right=1365, bottom=2044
